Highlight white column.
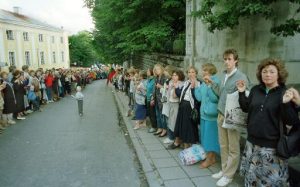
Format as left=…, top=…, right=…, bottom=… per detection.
left=63, top=31, right=70, bottom=68
left=0, top=29, right=6, bottom=66
left=16, top=30, right=24, bottom=68
left=47, top=35, right=51, bottom=65
left=31, top=33, right=37, bottom=68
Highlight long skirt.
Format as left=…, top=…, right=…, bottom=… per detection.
left=200, top=119, right=220, bottom=154
left=240, top=141, right=289, bottom=187
left=135, top=104, right=146, bottom=120
left=168, top=102, right=179, bottom=131
left=174, top=100, right=198, bottom=144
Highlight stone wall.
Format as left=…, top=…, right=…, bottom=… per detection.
left=185, top=0, right=300, bottom=85
left=131, top=53, right=185, bottom=70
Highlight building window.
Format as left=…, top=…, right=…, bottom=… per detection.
left=61, top=51, right=64, bottom=62
left=25, top=51, right=30, bottom=66
left=60, top=36, right=63, bottom=43
left=51, top=36, right=55, bottom=43
left=23, top=32, right=29, bottom=41
left=52, top=52, right=56, bottom=63
left=8, top=52, right=15, bottom=66
left=6, top=30, right=14, bottom=40
left=39, top=34, right=43, bottom=42
left=40, top=51, right=45, bottom=64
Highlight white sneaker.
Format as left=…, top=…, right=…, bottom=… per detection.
left=8, top=120, right=16, bottom=124
left=212, top=171, right=223, bottom=179
left=17, top=116, right=26, bottom=120
left=163, top=138, right=174, bottom=144
left=26, top=110, right=33, bottom=114
left=216, top=176, right=232, bottom=187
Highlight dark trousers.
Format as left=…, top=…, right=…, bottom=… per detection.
left=77, top=100, right=83, bottom=114
left=146, top=101, right=157, bottom=128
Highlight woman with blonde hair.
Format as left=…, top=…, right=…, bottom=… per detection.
left=195, top=63, right=220, bottom=168
left=151, top=64, right=168, bottom=137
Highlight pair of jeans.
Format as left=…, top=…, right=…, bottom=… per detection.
left=31, top=97, right=40, bottom=111
left=167, top=128, right=175, bottom=140
left=46, top=87, right=52, bottom=101
left=146, top=101, right=157, bottom=128
left=155, top=106, right=167, bottom=130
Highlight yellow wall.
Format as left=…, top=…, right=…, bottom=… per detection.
left=0, top=21, right=70, bottom=71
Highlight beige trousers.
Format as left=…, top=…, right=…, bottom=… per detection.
left=217, top=113, right=240, bottom=179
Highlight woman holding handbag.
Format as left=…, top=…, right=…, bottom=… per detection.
left=168, top=66, right=200, bottom=149
left=194, top=63, right=220, bottom=168
left=237, top=58, right=300, bottom=186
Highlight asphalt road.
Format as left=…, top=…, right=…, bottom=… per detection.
left=0, top=80, right=142, bottom=187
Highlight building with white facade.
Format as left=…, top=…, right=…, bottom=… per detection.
left=0, top=7, right=70, bottom=70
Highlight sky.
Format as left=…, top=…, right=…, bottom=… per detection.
left=0, top=0, right=94, bottom=34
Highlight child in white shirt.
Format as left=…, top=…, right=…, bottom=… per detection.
left=72, top=86, right=84, bottom=116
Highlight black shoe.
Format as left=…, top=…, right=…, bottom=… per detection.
left=167, top=143, right=180, bottom=150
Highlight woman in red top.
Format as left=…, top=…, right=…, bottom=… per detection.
left=44, top=70, right=54, bottom=102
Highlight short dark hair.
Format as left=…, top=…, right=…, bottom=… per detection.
left=172, top=69, right=185, bottom=81
left=256, top=58, right=288, bottom=85
left=223, top=49, right=238, bottom=60
left=147, top=67, right=154, bottom=76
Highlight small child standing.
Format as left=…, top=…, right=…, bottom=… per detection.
left=28, top=85, right=41, bottom=112
left=72, top=86, right=84, bottom=116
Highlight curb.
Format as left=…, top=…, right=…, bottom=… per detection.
left=113, top=90, right=164, bottom=187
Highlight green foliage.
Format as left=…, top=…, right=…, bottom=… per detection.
left=85, top=0, right=185, bottom=64
left=69, top=31, right=99, bottom=67
left=193, top=0, right=300, bottom=37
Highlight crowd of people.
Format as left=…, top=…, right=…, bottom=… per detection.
left=110, top=49, right=300, bottom=187
left=0, top=65, right=104, bottom=134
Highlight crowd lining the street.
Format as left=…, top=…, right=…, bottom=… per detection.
left=0, top=65, right=105, bottom=133
left=109, top=49, right=300, bottom=187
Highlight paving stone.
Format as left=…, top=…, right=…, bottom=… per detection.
left=164, top=178, right=195, bottom=187
left=181, top=164, right=212, bottom=178
left=140, top=137, right=161, bottom=145
left=208, top=162, right=221, bottom=173
left=144, top=144, right=165, bottom=151
left=192, top=176, right=217, bottom=187
left=157, top=167, right=188, bottom=180
left=148, top=150, right=172, bottom=159
left=152, top=158, right=178, bottom=168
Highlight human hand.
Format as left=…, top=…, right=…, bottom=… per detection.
left=203, top=75, right=212, bottom=85
left=283, top=89, right=294, bottom=103
left=288, top=87, right=300, bottom=106
left=190, top=79, right=196, bottom=88
left=236, top=80, right=246, bottom=92
left=156, top=83, right=162, bottom=89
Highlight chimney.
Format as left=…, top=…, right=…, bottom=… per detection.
left=13, top=7, right=21, bottom=14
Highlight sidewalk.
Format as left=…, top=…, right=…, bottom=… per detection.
left=113, top=89, right=244, bottom=187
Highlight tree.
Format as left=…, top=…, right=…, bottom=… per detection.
left=193, top=0, right=300, bottom=37
left=69, top=31, right=99, bottom=67
left=84, top=0, right=186, bottom=64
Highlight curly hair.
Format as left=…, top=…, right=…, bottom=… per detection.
left=172, top=69, right=185, bottom=81
left=256, top=58, right=288, bottom=85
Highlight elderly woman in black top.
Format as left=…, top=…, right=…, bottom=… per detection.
left=237, top=58, right=300, bottom=186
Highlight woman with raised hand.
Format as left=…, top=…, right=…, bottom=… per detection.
left=168, top=66, right=200, bottom=149
left=194, top=63, right=220, bottom=168
left=237, top=58, right=300, bottom=186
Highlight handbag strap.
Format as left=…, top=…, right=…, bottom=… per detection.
left=181, top=82, right=191, bottom=101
